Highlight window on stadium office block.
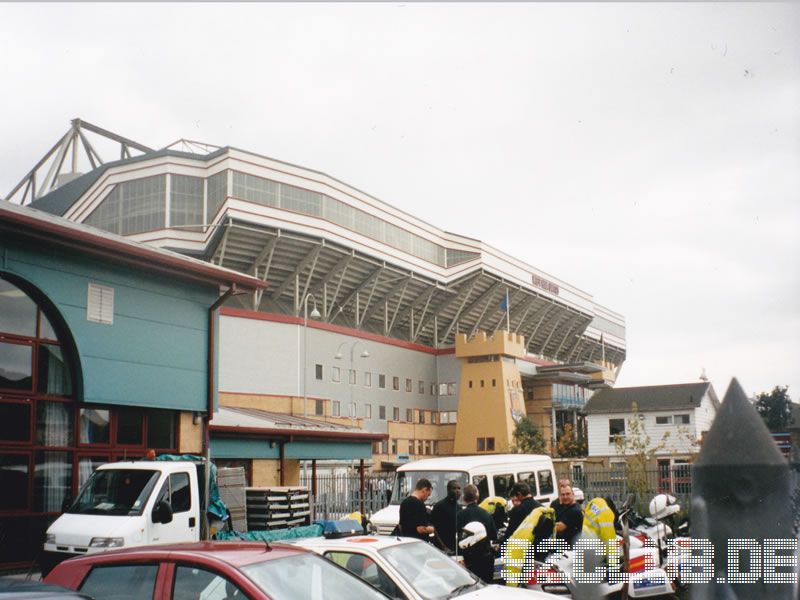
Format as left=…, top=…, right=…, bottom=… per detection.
left=391, top=440, right=397, bottom=454
left=364, top=372, right=371, bottom=387
left=418, top=411, right=425, bottom=424
left=405, top=378, right=412, bottom=393
left=315, top=399, right=324, bottom=416
left=379, top=405, right=386, bottom=420
left=379, top=374, right=386, bottom=389
left=418, top=380, right=424, bottom=394
left=332, top=367, right=341, bottom=383
left=392, top=407, right=399, bottom=421
left=392, top=377, right=400, bottom=391
left=406, top=408, right=413, bottom=422
left=476, top=437, right=494, bottom=452
left=332, top=401, right=341, bottom=417
left=364, top=404, right=372, bottom=419
left=315, top=364, right=323, bottom=380
left=349, top=369, right=356, bottom=385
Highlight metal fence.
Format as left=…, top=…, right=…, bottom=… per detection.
left=301, top=461, right=798, bottom=529
left=301, top=466, right=694, bottom=521
left=556, top=466, right=693, bottom=515
left=300, top=471, right=394, bottom=521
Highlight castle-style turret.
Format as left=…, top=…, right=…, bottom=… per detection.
left=453, top=330, right=527, bottom=454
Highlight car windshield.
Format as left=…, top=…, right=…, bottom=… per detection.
left=242, top=552, right=390, bottom=600
left=67, top=469, right=160, bottom=516
left=380, top=540, right=478, bottom=599
left=389, top=471, right=469, bottom=506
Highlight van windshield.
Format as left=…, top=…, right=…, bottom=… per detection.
left=67, top=469, right=160, bottom=516
left=389, top=471, right=468, bottom=505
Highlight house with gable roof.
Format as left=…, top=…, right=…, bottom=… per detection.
left=584, top=382, right=720, bottom=490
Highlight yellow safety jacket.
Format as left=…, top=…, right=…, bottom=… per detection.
left=479, top=496, right=508, bottom=515
left=503, top=506, right=556, bottom=587
left=582, top=498, right=617, bottom=551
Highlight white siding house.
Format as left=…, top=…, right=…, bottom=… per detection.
left=585, top=382, right=719, bottom=460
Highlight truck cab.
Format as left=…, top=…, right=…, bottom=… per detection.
left=42, top=460, right=202, bottom=574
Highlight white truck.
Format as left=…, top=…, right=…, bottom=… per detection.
left=42, top=459, right=211, bottom=574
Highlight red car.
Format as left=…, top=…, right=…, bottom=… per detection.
left=44, top=541, right=390, bottom=600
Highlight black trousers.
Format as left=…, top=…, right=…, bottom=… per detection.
left=464, top=549, right=494, bottom=584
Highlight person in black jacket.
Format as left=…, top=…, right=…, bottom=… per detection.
left=456, top=484, right=496, bottom=583
left=500, top=482, right=541, bottom=546
left=550, top=479, right=583, bottom=546
left=399, top=478, right=434, bottom=540
left=431, top=479, right=462, bottom=553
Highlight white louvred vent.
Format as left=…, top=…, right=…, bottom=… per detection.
left=86, top=283, right=114, bottom=325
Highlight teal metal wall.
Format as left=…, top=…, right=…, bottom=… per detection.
left=286, top=440, right=372, bottom=460
left=212, top=438, right=280, bottom=459
left=1, top=234, right=219, bottom=412
left=211, top=437, right=372, bottom=460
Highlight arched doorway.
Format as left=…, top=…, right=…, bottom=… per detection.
left=0, top=274, right=179, bottom=569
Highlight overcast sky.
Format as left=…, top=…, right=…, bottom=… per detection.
left=1, top=2, right=798, bottom=401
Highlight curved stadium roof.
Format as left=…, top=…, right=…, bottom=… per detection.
left=14, top=120, right=626, bottom=366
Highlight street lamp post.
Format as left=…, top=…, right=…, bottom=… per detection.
left=335, top=340, right=369, bottom=425
left=335, top=340, right=370, bottom=517
left=303, top=293, right=321, bottom=418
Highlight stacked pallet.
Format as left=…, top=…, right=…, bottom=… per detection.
left=246, top=486, right=311, bottom=530
left=217, top=467, right=248, bottom=532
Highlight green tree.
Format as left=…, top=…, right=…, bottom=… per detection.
left=555, top=423, right=588, bottom=458
left=754, top=385, right=793, bottom=432
left=511, top=416, right=547, bottom=454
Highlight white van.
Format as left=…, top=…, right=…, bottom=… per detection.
left=370, top=454, right=557, bottom=535
left=42, top=460, right=204, bottom=574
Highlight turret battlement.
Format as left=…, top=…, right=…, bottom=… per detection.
left=455, top=330, right=526, bottom=359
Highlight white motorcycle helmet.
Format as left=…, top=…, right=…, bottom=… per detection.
left=458, top=521, right=487, bottom=550
left=649, top=493, right=680, bottom=520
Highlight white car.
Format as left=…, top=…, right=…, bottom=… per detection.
left=289, top=534, right=565, bottom=600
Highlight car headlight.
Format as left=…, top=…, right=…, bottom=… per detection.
left=89, top=537, right=125, bottom=548
left=45, top=534, right=56, bottom=544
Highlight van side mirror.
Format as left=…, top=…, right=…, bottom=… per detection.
left=153, top=500, right=173, bottom=524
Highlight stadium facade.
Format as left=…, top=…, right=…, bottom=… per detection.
left=3, top=119, right=626, bottom=487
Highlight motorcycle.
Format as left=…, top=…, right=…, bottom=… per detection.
left=512, top=494, right=678, bottom=599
